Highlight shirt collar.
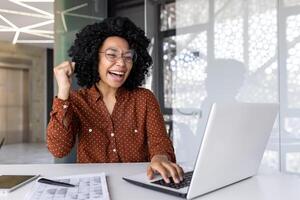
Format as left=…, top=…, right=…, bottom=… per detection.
left=88, top=84, right=128, bottom=102
left=89, top=85, right=102, bottom=102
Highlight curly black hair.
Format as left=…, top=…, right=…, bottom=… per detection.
left=68, top=16, right=153, bottom=90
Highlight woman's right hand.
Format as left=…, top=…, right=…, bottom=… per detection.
left=53, top=61, right=75, bottom=100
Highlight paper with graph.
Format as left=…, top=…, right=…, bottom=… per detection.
left=24, top=173, right=110, bottom=200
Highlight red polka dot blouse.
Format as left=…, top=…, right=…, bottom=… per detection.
left=47, top=85, right=176, bottom=163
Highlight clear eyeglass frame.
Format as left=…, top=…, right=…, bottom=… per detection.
left=99, top=48, right=137, bottom=64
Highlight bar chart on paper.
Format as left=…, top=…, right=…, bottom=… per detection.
left=24, top=173, right=110, bottom=200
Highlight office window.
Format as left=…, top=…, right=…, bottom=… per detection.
left=146, top=0, right=300, bottom=174
left=282, top=1, right=300, bottom=173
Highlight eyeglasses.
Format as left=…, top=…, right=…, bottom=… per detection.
left=99, top=48, right=137, bottom=64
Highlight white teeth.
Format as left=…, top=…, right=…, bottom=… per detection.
left=109, top=71, right=125, bottom=75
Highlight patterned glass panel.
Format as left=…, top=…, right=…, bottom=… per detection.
left=284, top=9, right=300, bottom=173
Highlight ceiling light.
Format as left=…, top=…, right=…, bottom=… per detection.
left=16, top=40, right=53, bottom=43
left=22, top=30, right=53, bottom=39
left=0, top=0, right=54, bottom=45
left=22, top=29, right=53, bottom=34
left=15, top=0, right=54, bottom=2
left=0, top=8, right=53, bottom=19
left=9, top=0, right=53, bottom=18
left=12, top=31, right=20, bottom=44
left=0, top=14, right=18, bottom=28
left=59, top=3, right=88, bottom=32
left=20, top=20, right=54, bottom=30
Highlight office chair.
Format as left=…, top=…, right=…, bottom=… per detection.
left=54, top=145, right=77, bottom=163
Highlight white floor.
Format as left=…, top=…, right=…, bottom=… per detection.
left=0, top=143, right=54, bottom=164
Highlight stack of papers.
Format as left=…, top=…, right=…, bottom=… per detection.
left=25, top=173, right=110, bottom=200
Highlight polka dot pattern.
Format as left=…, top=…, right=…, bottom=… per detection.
left=47, top=85, right=176, bottom=163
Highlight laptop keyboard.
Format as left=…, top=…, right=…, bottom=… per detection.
left=151, top=171, right=193, bottom=189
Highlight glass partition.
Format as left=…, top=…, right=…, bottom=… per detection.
left=54, top=0, right=107, bottom=66
left=281, top=0, right=300, bottom=173
left=53, top=0, right=107, bottom=163
left=146, top=0, right=300, bottom=173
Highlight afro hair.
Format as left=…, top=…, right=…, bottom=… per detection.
left=68, top=16, right=153, bottom=90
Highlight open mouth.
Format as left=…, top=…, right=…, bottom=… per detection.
left=108, top=71, right=125, bottom=77
left=107, top=70, right=126, bottom=82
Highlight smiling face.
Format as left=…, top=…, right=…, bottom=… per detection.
left=98, top=36, right=134, bottom=90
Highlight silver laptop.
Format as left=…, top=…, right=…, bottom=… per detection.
left=123, top=103, right=278, bottom=199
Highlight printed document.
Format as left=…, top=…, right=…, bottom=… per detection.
left=24, top=173, right=110, bottom=200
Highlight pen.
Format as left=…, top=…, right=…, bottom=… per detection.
left=0, top=138, right=5, bottom=149
left=38, top=178, right=75, bottom=187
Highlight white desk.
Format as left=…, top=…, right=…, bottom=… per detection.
left=0, top=163, right=299, bottom=200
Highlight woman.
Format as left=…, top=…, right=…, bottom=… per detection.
left=47, top=16, right=183, bottom=184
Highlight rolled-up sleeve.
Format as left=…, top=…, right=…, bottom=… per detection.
left=47, top=97, right=79, bottom=158
left=145, top=91, right=176, bottom=162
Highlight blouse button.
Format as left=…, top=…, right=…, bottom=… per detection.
left=63, top=104, right=68, bottom=109
left=113, top=149, right=117, bottom=152
left=134, top=129, right=138, bottom=133
left=88, top=128, right=92, bottom=133
left=111, top=133, right=114, bottom=137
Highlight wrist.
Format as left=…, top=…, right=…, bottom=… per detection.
left=151, top=155, right=169, bottom=162
left=57, top=88, right=70, bottom=100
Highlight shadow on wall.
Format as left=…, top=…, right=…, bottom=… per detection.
left=176, top=59, right=246, bottom=164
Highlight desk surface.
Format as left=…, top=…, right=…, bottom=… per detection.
left=0, top=163, right=299, bottom=200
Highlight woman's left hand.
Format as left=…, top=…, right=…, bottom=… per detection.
left=147, top=155, right=184, bottom=183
